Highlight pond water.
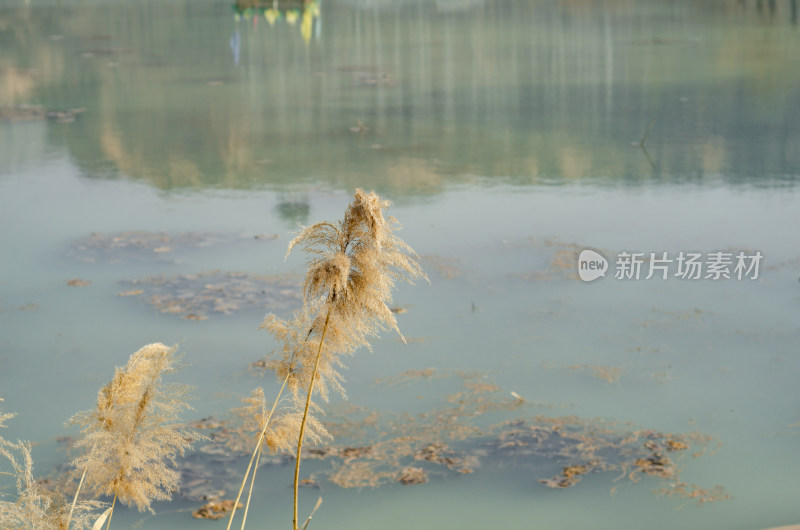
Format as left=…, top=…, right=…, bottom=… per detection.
left=1, top=0, right=799, bottom=528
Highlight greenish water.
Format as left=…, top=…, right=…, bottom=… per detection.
left=1, top=1, right=799, bottom=529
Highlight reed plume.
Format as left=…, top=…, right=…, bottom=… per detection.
left=68, top=343, right=200, bottom=526
left=237, top=388, right=329, bottom=456
left=0, top=399, right=102, bottom=529
left=228, top=189, right=424, bottom=530
left=274, top=189, right=425, bottom=403
left=283, top=189, right=425, bottom=529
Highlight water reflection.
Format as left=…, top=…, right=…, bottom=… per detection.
left=0, top=0, right=798, bottom=192
left=275, top=192, right=311, bottom=226
left=230, top=29, right=240, bottom=66
left=232, top=1, right=321, bottom=44
left=749, top=0, right=798, bottom=23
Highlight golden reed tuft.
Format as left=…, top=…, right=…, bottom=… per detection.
left=228, top=189, right=426, bottom=530
left=0, top=399, right=103, bottom=529
left=69, top=343, right=201, bottom=521
left=261, top=189, right=425, bottom=403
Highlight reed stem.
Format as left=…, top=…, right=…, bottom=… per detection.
left=239, top=442, right=263, bottom=530
left=226, top=374, right=290, bottom=530
left=105, top=493, right=116, bottom=530
left=65, top=465, right=88, bottom=529
left=293, top=309, right=331, bottom=530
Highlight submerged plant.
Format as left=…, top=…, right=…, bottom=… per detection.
left=227, top=189, right=425, bottom=530
left=68, top=343, right=200, bottom=528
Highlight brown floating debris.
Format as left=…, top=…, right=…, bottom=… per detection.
left=568, top=364, right=624, bottom=383
left=421, top=254, right=463, bottom=279
left=656, top=482, right=730, bottom=505
left=329, top=461, right=395, bottom=489
left=665, top=439, right=689, bottom=452
left=340, top=446, right=373, bottom=461
left=374, top=368, right=441, bottom=387
left=192, top=499, right=243, bottom=520
left=178, top=370, right=722, bottom=504
left=116, top=290, right=143, bottom=298
left=397, top=466, right=428, bottom=485
left=299, top=477, right=320, bottom=489
left=67, top=278, right=91, bottom=287
left=120, top=270, right=302, bottom=319
left=511, top=238, right=609, bottom=281
left=540, top=463, right=597, bottom=488
left=68, top=230, right=263, bottom=263
left=189, top=417, right=226, bottom=430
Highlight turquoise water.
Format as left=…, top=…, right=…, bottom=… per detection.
left=1, top=1, right=799, bottom=528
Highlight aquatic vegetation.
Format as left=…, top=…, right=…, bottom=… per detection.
left=192, top=499, right=242, bottom=520
left=421, top=254, right=463, bottom=279
left=120, top=271, right=302, bottom=320
left=509, top=237, right=588, bottom=281
left=0, top=187, right=732, bottom=527
left=180, top=370, right=725, bottom=506
left=68, top=343, right=201, bottom=527
left=69, top=230, right=269, bottom=263
left=567, top=364, right=625, bottom=383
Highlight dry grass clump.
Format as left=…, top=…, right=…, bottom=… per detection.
left=228, top=189, right=425, bottom=530
left=68, top=343, right=201, bottom=527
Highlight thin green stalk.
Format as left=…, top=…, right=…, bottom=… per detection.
left=239, top=442, right=263, bottom=530
left=293, top=309, right=331, bottom=530
left=225, top=374, right=289, bottom=530
left=105, top=494, right=116, bottom=530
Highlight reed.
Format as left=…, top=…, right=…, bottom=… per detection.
left=68, top=343, right=201, bottom=529
left=0, top=399, right=103, bottom=529
left=230, top=189, right=425, bottom=529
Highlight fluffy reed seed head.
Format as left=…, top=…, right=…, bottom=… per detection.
left=260, top=307, right=347, bottom=401
left=69, top=343, right=199, bottom=513
left=0, top=401, right=103, bottom=529
left=237, top=388, right=330, bottom=455
left=0, top=397, right=15, bottom=435
left=263, top=189, right=426, bottom=402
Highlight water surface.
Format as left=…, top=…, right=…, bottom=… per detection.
left=1, top=1, right=799, bottom=529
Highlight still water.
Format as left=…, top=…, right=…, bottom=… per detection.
left=1, top=0, right=799, bottom=528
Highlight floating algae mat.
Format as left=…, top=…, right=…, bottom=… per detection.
left=120, top=271, right=302, bottom=320
left=175, top=371, right=725, bottom=512
left=69, top=230, right=278, bottom=263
